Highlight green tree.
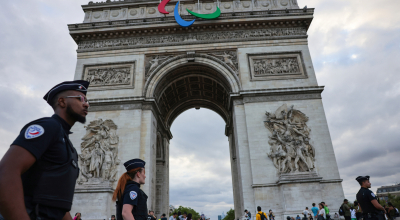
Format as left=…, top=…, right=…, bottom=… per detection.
left=379, top=199, right=387, bottom=207
left=222, top=209, right=235, bottom=220
left=170, top=206, right=201, bottom=220
left=387, top=193, right=400, bottom=208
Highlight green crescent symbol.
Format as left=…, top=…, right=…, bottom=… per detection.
left=186, top=7, right=221, bottom=19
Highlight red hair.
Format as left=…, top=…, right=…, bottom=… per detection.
left=112, top=167, right=143, bottom=201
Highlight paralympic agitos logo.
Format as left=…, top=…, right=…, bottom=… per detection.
left=158, top=0, right=221, bottom=27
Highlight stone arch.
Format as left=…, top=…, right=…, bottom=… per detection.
left=144, top=53, right=241, bottom=98
left=144, top=54, right=241, bottom=130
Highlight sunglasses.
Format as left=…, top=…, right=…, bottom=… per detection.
left=65, top=95, right=89, bottom=105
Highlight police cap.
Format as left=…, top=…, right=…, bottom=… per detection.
left=356, top=176, right=370, bottom=183
left=43, top=80, right=90, bottom=106
left=124, top=158, right=145, bottom=171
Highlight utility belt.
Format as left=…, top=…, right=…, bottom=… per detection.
left=363, top=212, right=384, bottom=220
left=26, top=204, right=54, bottom=220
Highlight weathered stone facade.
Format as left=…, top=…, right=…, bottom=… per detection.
left=67, top=0, right=344, bottom=219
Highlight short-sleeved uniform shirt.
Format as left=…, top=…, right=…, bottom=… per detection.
left=123, top=181, right=141, bottom=207
left=12, top=114, right=72, bottom=220
left=356, top=187, right=378, bottom=215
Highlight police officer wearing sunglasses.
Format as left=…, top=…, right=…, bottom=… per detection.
left=0, top=80, right=90, bottom=220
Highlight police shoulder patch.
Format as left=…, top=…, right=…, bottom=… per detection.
left=371, top=192, right=376, bottom=197
left=130, top=191, right=137, bottom=200
left=25, top=125, right=45, bottom=139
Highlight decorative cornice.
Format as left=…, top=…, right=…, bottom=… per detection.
left=252, top=178, right=342, bottom=188
left=238, top=86, right=324, bottom=103
left=69, top=9, right=313, bottom=32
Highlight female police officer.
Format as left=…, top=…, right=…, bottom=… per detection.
left=113, top=159, right=147, bottom=220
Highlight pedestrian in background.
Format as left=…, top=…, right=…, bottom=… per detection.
left=387, top=203, right=396, bottom=220
left=111, top=215, right=116, bottom=220
left=187, top=213, right=193, bottom=220
left=269, top=210, right=275, bottom=220
left=318, top=203, right=326, bottom=220
left=312, top=203, right=319, bottom=219
left=170, top=213, right=178, bottom=220
left=304, top=207, right=310, bottom=220
left=178, top=212, right=183, bottom=220
left=322, top=202, right=330, bottom=220
left=74, top=212, right=82, bottom=220
left=245, top=210, right=252, bottom=220
left=351, top=207, right=357, bottom=220
left=342, top=199, right=351, bottom=220
left=354, top=201, right=362, bottom=220
left=256, top=206, right=268, bottom=220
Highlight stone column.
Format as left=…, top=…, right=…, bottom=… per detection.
left=228, top=130, right=245, bottom=220
left=232, top=101, right=256, bottom=218
left=139, top=108, right=158, bottom=211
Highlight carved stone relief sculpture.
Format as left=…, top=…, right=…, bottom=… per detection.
left=254, top=58, right=299, bottom=75
left=83, top=62, right=135, bottom=90
left=248, top=52, right=307, bottom=81
left=208, top=51, right=238, bottom=73
left=87, top=67, right=130, bottom=86
left=145, top=55, right=173, bottom=78
left=264, top=104, right=315, bottom=173
left=78, top=119, right=120, bottom=185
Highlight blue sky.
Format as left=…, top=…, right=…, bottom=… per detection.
left=1, top=0, right=400, bottom=219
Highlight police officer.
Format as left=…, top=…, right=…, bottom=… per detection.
left=356, top=176, right=386, bottom=220
left=113, top=158, right=148, bottom=220
left=0, top=80, right=90, bottom=220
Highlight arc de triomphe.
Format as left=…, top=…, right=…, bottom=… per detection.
left=67, top=0, right=344, bottom=219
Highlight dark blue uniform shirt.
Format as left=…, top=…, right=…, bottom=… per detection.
left=122, top=181, right=141, bottom=206
left=12, top=114, right=73, bottom=220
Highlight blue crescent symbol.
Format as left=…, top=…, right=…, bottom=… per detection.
left=174, top=2, right=195, bottom=27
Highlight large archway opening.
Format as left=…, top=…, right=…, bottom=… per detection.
left=169, top=108, right=234, bottom=218
left=154, top=63, right=232, bottom=129
left=148, top=59, right=242, bottom=219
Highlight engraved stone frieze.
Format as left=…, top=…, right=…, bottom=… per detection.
left=248, top=52, right=307, bottom=81
left=83, top=62, right=135, bottom=90
left=77, top=27, right=307, bottom=52
left=78, top=119, right=120, bottom=185
left=264, top=104, right=315, bottom=173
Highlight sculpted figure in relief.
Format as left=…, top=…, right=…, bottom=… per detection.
left=265, top=104, right=315, bottom=173
left=86, top=67, right=131, bottom=86
left=146, top=55, right=172, bottom=77
left=209, top=51, right=239, bottom=73
left=78, top=119, right=120, bottom=184
left=253, top=58, right=300, bottom=75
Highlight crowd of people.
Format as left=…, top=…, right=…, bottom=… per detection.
left=243, top=202, right=333, bottom=220
left=71, top=210, right=206, bottom=220
left=241, top=198, right=399, bottom=220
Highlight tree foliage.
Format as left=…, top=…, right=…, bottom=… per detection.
left=378, top=193, right=400, bottom=208
left=387, top=194, right=400, bottom=208
left=222, top=209, right=235, bottom=220
left=170, top=206, right=201, bottom=220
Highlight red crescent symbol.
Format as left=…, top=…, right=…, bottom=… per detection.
left=158, top=0, right=171, bottom=14
left=29, top=131, right=40, bottom=135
